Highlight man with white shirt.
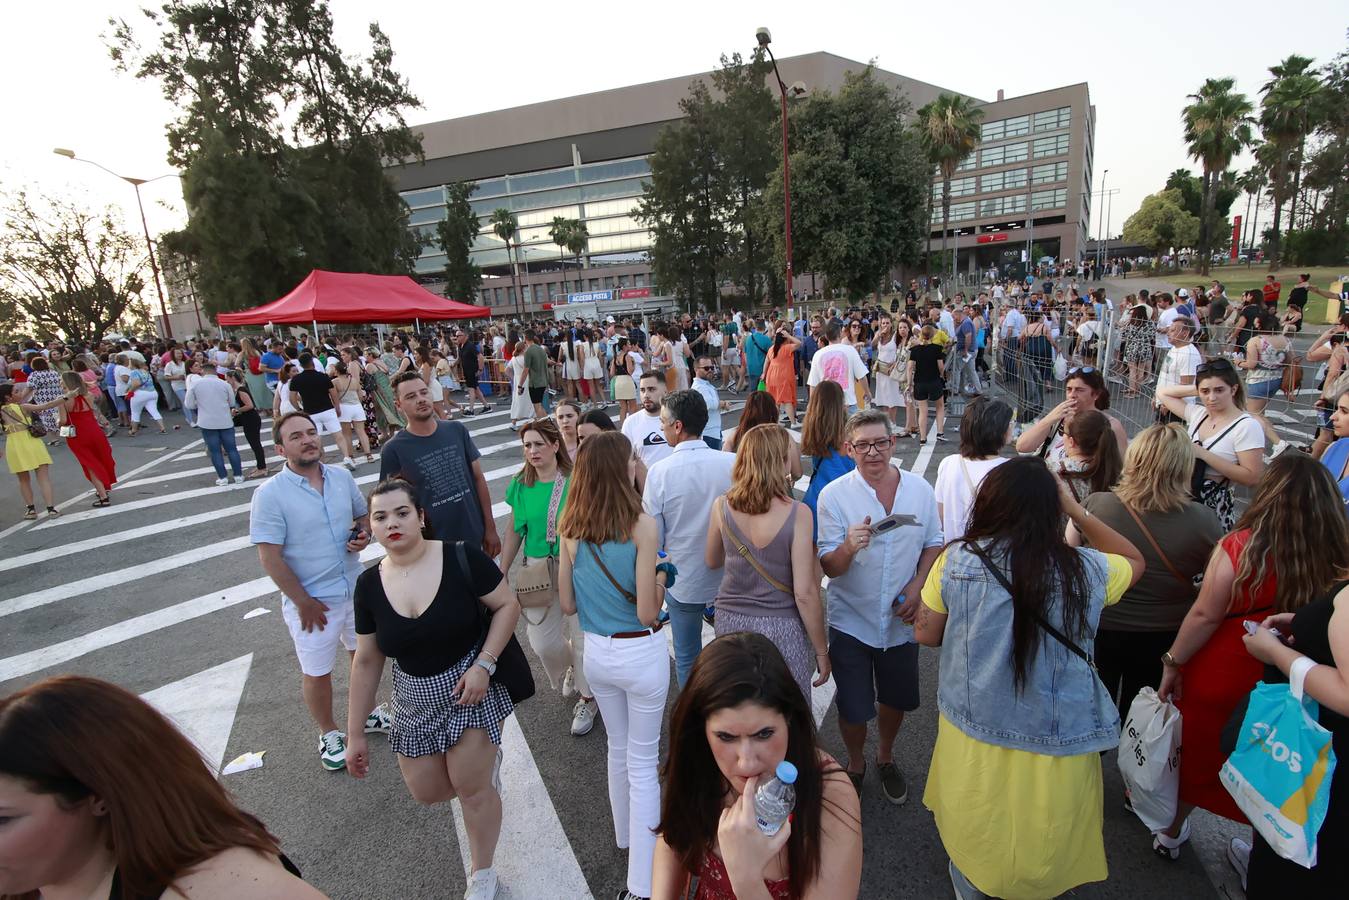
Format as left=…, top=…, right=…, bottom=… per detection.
left=1154, top=293, right=1179, bottom=371
left=642, top=389, right=736, bottom=686
left=806, top=323, right=871, bottom=411
left=1154, top=319, right=1201, bottom=424
left=621, top=371, right=672, bottom=467
left=999, top=302, right=1027, bottom=380
left=817, top=410, right=943, bottom=803
left=691, top=356, right=730, bottom=450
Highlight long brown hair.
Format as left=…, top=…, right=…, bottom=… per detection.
left=729, top=391, right=778, bottom=452
left=1232, top=453, right=1349, bottom=614
left=0, top=677, right=282, bottom=900
left=726, top=424, right=792, bottom=515
left=557, top=431, right=641, bottom=544
left=656, top=633, right=851, bottom=899
left=1062, top=409, right=1122, bottom=497
left=516, top=418, right=573, bottom=487
left=800, top=380, right=846, bottom=458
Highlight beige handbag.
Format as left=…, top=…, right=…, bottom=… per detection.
left=515, top=475, right=566, bottom=624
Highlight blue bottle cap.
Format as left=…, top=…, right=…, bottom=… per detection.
left=657, top=550, right=668, bottom=558
left=775, top=760, right=798, bottom=784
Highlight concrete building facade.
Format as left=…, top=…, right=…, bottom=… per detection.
left=391, top=52, right=1093, bottom=312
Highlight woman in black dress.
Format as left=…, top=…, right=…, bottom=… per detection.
left=906, top=324, right=947, bottom=442
left=226, top=370, right=269, bottom=479
left=346, top=478, right=531, bottom=900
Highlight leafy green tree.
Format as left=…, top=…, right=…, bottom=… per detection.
left=762, top=67, right=929, bottom=299
left=1260, top=54, right=1323, bottom=269
left=490, top=208, right=523, bottom=316
left=915, top=93, right=983, bottom=278
left=109, top=0, right=424, bottom=314
left=436, top=182, right=482, bottom=303
left=1122, top=189, right=1200, bottom=258
left=1182, top=77, right=1254, bottom=274
left=0, top=189, right=152, bottom=343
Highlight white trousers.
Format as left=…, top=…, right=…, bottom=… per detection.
left=583, top=630, right=670, bottom=898
left=130, top=390, right=162, bottom=423
left=523, top=596, right=590, bottom=698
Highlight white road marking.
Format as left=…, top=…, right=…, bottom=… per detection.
left=141, top=654, right=253, bottom=773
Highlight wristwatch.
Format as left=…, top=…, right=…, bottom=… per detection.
left=474, top=658, right=497, bottom=676
left=1161, top=651, right=1180, bottom=669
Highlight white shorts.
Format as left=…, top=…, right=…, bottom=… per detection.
left=310, top=407, right=342, bottom=435
left=337, top=402, right=366, bottom=423
left=281, top=596, right=357, bottom=676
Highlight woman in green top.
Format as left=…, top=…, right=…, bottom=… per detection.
left=499, top=418, right=597, bottom=738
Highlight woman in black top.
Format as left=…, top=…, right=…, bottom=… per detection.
left=1240, top=576, right=1349, bottom=895
left=226, top=370, right=269, bottom=479
left=347, top=478, right=526, bottom=900
left=906, top=324, right=947, bottom=442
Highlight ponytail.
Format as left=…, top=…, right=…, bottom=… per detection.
left=1067, top=409, right=1122, bottom=494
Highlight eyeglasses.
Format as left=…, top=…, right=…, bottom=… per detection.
left=697, top=364, right=716, bottom=370
left=850, top=437, right=895, bottom=456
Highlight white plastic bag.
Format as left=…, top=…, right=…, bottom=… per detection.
left=1118, top=687, right=1182, bottom=832
left=1052, top=352, right=1068, bottom=381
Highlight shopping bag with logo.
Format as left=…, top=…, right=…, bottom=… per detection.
left=1117, top=687, right=1182, bottom=832
left=1219, top=659, right=1337, bottom=868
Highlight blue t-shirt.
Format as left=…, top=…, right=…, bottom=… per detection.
left=803, top=449, right=857, bottom=540
left=744, top=332, right=772, bottom=376
left=1321, top=438, right=1349, bottom=505
left=956, top=318, right=975, bottom=352
left=260, top=351, right=285, bottom=386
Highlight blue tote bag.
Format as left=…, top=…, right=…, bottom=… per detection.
left=1219, top=658, right=1337, bottom=868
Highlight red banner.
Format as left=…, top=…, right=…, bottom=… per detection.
left=976, top=233, right=1009, bottom=244
left=618, top=287, right=651, bottom=299
left=1232, top=216, right=1242, bottom=260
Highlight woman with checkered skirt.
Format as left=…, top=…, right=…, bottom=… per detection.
left=347, top=478, right=529, bottom=900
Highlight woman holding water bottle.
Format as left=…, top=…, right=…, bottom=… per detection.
left=652, top=633, right=861, bottom=900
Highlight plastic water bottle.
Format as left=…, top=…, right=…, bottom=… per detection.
left=753, top=761, right=798, bottom=836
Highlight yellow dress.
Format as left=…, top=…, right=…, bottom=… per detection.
left=920, top=549, right=1131, bottom=900
left=2, top=403, right=53, bottom=474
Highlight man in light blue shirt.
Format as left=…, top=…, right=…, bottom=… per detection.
left=690, top=357, right=729, bottom=450
left=250, top=410, right=386, bottom=771
left=817, top=409, right=943, bottom=804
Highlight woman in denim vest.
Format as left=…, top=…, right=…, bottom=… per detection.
left=915, top=457, right=1144, bottom=899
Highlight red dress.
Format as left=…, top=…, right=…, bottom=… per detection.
left=765, top=345, right=798, bottom=406
left=65, top=395, right=117, bottom=491
left=694, top=852, right=790, bottom=900
left=1176, top=530, right=1274, bottom=822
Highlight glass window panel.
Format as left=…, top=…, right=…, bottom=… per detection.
left=508, top=168, right=577, bottom=194
left=1003, top=115, right=1030, bottom=137
left=1002, top=142, right=1029, bottom=163
left=585, top=197, right=639, bottom=218
left=409, top=205, right=445, bottom=226
left=979, top=145, right=1004, bottom=167
left=955, top=154, right=976, bottom=173
left=473, top=178, right=508, bottom=198
left=582, top=177, right=646, bottom=203
left=401, top=187, right=444, bottom=208
left=516, top=206, right=582, bottom=228
left=1031, top=162, right=1067, bottom=184
left=579, top=158, right=651, bottom=182
left=981, top=120, right=1005, bottom=142
left=1031, top=188, right=1067, bottom=210
left=1033, top=134, right=1070, bottom=158
left=510, top=185, right=583, bottom=212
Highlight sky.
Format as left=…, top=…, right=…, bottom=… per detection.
left=2, top=0, right=1345, bottom=248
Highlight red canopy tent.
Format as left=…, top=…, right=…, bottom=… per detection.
left=216, top=270, right=488, bottom=325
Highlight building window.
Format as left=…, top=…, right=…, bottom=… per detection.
left=1033, top=134, right=1070, bottom=158
left=979, top=141, right=1029, bottom=168
left=979, top=168, right=1028, bottom=193
left=931, top=176, right=976, bottom=201
left=635, top=274, right=645, bottom=287
left=1031, top=161, right=1068, bottom=185
left=401, top=187, right=445, bottom=208
left=977, top=195, right=1028, bottom=218
left=493, top=288, right=503, bottom=305
left=979, top=114, right=1031, bottom=143
left=1031, top=188, right=1068, bottom=211
left=934, top=201, right=977, bottom=224
left=955, top=154, right=976, bottom=173
left=1032, top=106, right=1071, bottom=133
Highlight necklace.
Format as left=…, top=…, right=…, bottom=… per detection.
left=382, top=541, right=429, bottom=578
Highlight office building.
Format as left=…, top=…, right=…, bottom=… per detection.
left=391, top=53, right=1093, bottom=312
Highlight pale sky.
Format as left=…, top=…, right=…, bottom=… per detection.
left=3, top=0, right=1345, bottom=247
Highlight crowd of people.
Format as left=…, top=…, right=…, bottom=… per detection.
left=3, top=271, right=1347, bottom=900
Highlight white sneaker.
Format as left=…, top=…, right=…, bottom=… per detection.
left=342, top=456, right=356, bottom=470
left=570, top=697, right=598, bottom=736
left=364, top=702, right=392, bottom=734
left=1152, top=817, right=1191, bottom=860
left=318, top=730, right=346, bottom=771
left=214, top=477, right=229, bottom=487
left=233, top=475, right=245, bottom=484
left=463, top=866, right=498, bottom=900
left=1227, top=836, right=1250, bottom=891
left=561, top=666, right=577, bottom=699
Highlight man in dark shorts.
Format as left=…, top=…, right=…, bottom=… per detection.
left=816, top=410, right=944, bottom=805
left=288, top=353, right=355, bottom=467
left=456, top=330, right=489, bottom=415
left=519, top=330, right=550, bottom=419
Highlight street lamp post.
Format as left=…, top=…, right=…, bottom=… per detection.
left=756, top=28, right=805, bottom=311
left=1095, top=169, right=1109, bottom=272
left=54, top=148, right=176, bottom=339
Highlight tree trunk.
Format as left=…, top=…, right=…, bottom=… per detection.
left=1242, top=191, right=1254, bottom=250
left=1290, top=132, right=1306, bottom=233
left=1197, top=169, right=1212, bottom=276
left=924, top=177, right=934, bottom=283
left=940, top=178, right=952, bottom=278
left=1267, top=155, right=1288, bottom=271
left=509, top=241, right=524, bottom=317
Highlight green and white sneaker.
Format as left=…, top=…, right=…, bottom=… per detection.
left=364, top=702, right=392, bottom=734
left=319, top=730, right=347, bottom=771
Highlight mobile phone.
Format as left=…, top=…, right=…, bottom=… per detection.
left=348, top=525, right=363, bottom=543
left=869, top=513, right=919, bottom=536
left=1243, top=619, right=1280, bottom=638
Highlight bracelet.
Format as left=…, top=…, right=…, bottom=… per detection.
left=478, top=649, right=498, bottom=663
left=815, top=650, right=829, bottom=657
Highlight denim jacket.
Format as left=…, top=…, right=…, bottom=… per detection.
left=936, top=540, right=1120, bottom=755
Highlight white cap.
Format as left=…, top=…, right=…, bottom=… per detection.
left=1177, top=288, right=1190, bottom=298
left=606, top=316, right=616, bottom=323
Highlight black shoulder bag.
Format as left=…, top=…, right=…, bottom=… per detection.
left=453, top=541, right=535, bottom=705
left=1187, top=412, right=1251, bottom=500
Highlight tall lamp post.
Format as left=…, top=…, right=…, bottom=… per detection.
left=54, top=148, right=177, bottom=339
left=756, top=28, right=806, bottom=310
left=1095, top=168, right=1109, bottom=272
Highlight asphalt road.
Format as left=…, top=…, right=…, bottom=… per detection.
left=0, top=374, right=1234, bottom=899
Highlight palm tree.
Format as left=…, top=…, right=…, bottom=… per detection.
left=1182, top=77, right=1254, bottom=275
left=915, top=94, right=983, bottom=278
left=1260, top=54, right=1322, bottom=269
left=564, top=221, right=589, bottom=294
left=1237, top=165, right=1265, bottom=253
left=548, top=216, right=572, bottom=297
left=490, top=207, right=523, bottom=316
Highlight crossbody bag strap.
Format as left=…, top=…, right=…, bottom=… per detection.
left=543, top=475, right=565, bottom=554
left=587, top=542, right=637, bottom=604
left=964, top=541, right=1096, bottom=670
left=1120, top=503, right=1191, bottom=589
left=959, top=457, right=977, bottom=495
left=719, top=498, right=794, bottom=595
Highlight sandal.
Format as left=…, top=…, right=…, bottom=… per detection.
left=92, top=497, right=111, bottom=508
left=45, top=506, right=60, bottom=518
left=23, top=505, right=37, bottom=520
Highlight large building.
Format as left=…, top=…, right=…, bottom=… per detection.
left=391, top=52, right=1094, bottom=312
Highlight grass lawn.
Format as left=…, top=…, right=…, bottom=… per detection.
left=1178, top=265, right=1349, bottom=323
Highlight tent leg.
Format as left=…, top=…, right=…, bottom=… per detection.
left=415, top=318, right=421, bottom=333
left=313, top=320, right=319, bottom=346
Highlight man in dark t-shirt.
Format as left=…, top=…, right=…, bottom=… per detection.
left=380, top=371, right=499, bottom=556
left=456, top=332, right=488, bottom=415
left=289, top=353, right=354, bottom=465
